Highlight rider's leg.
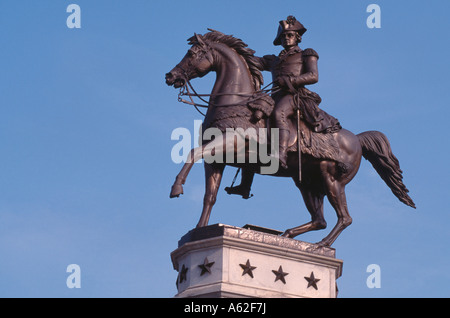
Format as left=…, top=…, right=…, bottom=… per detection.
left=273, top=95, right=294, bottom=169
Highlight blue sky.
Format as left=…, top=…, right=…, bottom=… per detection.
left=0, top=0, right=449, bottom=297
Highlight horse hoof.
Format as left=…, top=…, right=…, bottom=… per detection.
left=281, top=229, right=294, bottom=238
left=170, top=184, right=184, bottom=198
left=315, top=240, right=330, bottom=248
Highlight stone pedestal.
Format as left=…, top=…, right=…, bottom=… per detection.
left=170, top=224, right=343, bottom=298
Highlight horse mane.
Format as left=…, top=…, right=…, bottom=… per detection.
left=187, top=30, right=264, bottom=90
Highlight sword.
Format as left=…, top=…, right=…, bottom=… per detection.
left=296, top=107, right=302, bottom=183
left=283, top=79, right=303, bottom=183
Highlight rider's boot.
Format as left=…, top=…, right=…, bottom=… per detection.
left=278, top=129, right=290, bottom=169
left=225, top=169, right=255, bottom=199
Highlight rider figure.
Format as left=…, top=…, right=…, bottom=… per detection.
left=226, top=15, right=341, bottom=198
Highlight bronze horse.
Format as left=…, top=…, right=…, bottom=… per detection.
left=165, top=30, right=415, bottom=247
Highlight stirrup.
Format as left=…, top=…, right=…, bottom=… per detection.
left=224, top=186, right=253, bottom=199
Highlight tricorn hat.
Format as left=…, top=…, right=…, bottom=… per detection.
left=273, top=15, right=307, bottom=46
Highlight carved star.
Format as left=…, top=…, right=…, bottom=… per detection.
left=179, top=264, right=189, bottom=283
left=198, top=257, right=215, bottom=276
left=272, top=265, right=289, bottom=284
left=304, top=271, right=320, bottom=290
left=239, top=259, right=257, bottom=278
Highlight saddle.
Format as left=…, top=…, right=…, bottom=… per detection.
left=248, top=92, right=342, bottom=162
left=284, top=115, right=341, bottom=163
left=208, top=91, right=342, bottom=163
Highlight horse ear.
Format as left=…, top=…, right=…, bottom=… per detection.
left=194, top=33, right=206, bottom=47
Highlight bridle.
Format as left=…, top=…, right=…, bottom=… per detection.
left=175, top=64, right=279, bottom=117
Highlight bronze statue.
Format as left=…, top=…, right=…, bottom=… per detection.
left=165, top=16, right=415, bottom=247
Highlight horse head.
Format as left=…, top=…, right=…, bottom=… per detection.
left=165, top=33, right=214, bottom=88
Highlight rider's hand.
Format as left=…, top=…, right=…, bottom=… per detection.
left=275, top=76, right=289, bottom=88
left=251, top=110, right=264, bottom=123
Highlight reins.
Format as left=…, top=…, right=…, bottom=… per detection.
left=177, top=79, right=280, bottom=117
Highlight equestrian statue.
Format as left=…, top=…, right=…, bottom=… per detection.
left=165, top=16, right=415, bottom=247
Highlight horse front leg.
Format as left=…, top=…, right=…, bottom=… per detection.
left=195, top=132, right=233, bottom=227
left=170, top=131, right=237, bottom=198
left=196, top=163, right=225, bottom=228
left=170, top=144, right=207, bottom=198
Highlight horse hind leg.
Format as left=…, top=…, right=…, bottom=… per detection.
left=318, top=167, right=353, bottom=247
left=282, top=180, right=327, bottom=238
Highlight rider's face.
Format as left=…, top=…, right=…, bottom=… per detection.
left=281, top=31, right=299, bottom=48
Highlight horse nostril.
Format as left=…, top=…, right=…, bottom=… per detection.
left=165, top=72, right=175, bottom=85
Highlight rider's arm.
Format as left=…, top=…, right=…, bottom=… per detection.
left=290, top=48, right=319, bottom=87
left=253, top=55, right=276, bottom=72
left=292, top=56, right=318, bottom=86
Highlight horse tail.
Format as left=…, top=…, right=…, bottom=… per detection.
left=357, top=131, right=416, bottom=208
